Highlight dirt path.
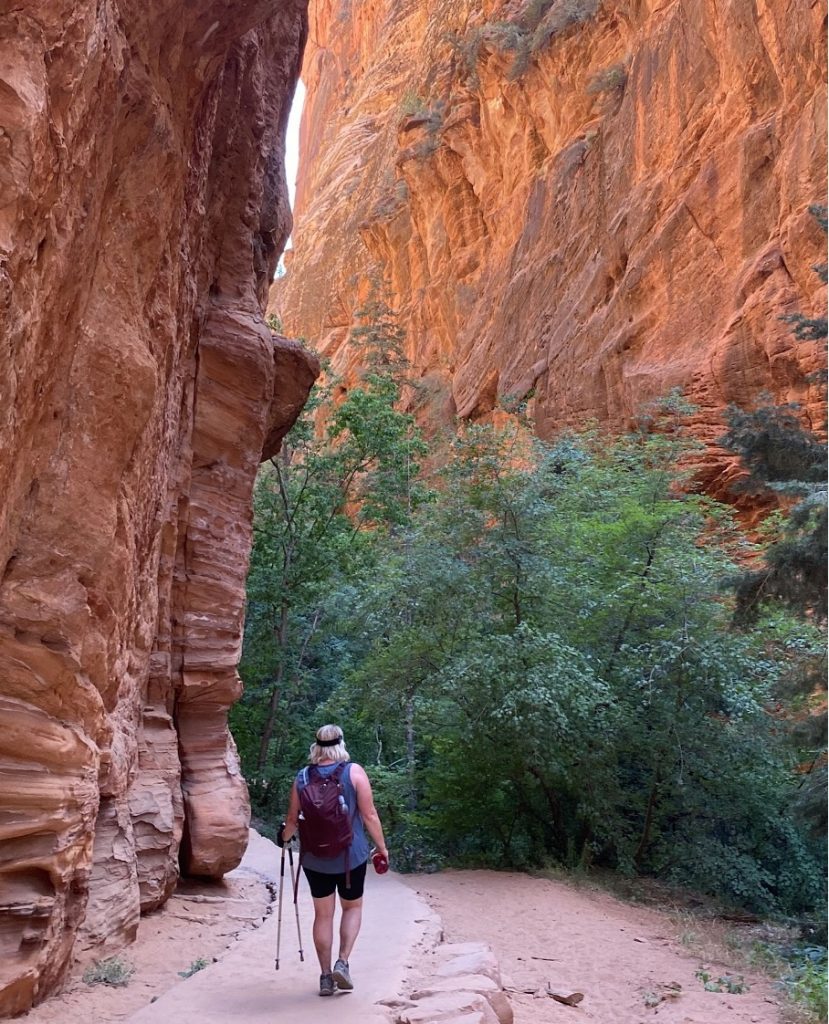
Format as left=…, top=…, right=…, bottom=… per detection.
left=127, top=832, right=432, bottom=1024
left=24, top=839, right=788, bottom=1024
left=24, top=831, right=432, bottom=1024
left=403, top=870, right=784, bottom=1024
left=23, top=834, right=273, bottom=1023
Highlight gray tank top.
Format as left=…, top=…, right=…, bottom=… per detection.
left=296, top=761, right=371, bottom=872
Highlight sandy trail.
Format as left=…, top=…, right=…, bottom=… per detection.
left=23, top=831, right=431, bottom=1024
left=23, top=835, right=273, bottom=1024
left=403, top=870, right=782, bottom=1024
left=127, top=831, right=431, bottom=1024
left=24, top=836, right=787, bottom=1024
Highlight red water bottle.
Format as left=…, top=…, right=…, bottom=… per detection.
left=371, top=850, right=389, bottom=874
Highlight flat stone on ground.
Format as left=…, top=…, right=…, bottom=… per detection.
left=397, top=991, right=500, bottom=1024
left=410, top=973, right=499, bottom=996
left=433, top=950, right=501, bottom=985
left=429, top=942, right=491, bottom=959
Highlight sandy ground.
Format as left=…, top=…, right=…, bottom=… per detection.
left=402, top=870, right=784, bottom=1024
left=127, top=834, right=431, bottom=1024
left=23, top=834, right=274, bottom=1024
left=23, top=830, right=431, bottom=1024
left=22, top=841, right=788, bottom=1024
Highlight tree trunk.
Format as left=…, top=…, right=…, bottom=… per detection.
left=405, top=695, right=417, bottom=810
left=634, top=774, right=660, bottom=867
left=256, top=602, right=289, bottom=772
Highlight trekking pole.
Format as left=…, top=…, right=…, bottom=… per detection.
left=275, top=843, right=286, bottom=970
left=287, top=843, right=305, bottom=962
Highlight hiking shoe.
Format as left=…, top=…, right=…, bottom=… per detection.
left=319, top=973, right=335, bottom=996
left=333, top=959, right=353, bottom=991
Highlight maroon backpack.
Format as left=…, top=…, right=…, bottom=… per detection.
left=297, top=763, right=354, bottom=860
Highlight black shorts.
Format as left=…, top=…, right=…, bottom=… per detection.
left=303, top=860, right=367, bottom=900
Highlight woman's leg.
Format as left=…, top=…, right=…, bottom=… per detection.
left=337, top=895, right=363, bottom=962
left=311, top=893, right=336, bottom=973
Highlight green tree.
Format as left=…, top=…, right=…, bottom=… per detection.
left=323, top=422, right=824, bottom=915
left=720, top=206, right=827, bottom=855
left=721, top=205, right=827, bottom=624
left=233, top=301, right=427, bottom=804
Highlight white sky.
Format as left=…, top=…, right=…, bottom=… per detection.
left=285, top=81, right=305, bottom=220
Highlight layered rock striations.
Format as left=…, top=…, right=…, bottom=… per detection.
left=272, top=0, right=826, bottom=490
left=0, top=0, right=317, bottom=1014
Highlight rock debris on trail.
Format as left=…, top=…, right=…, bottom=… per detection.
left=127, top=831, right=432, bottom=1024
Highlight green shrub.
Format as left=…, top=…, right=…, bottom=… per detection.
left=178, top=957, right=210, bottom=979
left=530, top=0, right=601, bottom=52
left=83, top=957, right=135, bottom=988
left=314, top=423, right=825, bottom=918
left=236, top=389, right=825, bottom=926
left=586, top=62, right=628, bottom=95
left=400, top=89, right=429, bottom=117
left=695, top=969, right=749, bottom=994
left=782, top=946, right=828, bottom=1022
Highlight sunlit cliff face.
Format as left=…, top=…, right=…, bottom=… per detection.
left=272, top=0, right=826, bottom=498
left=0, top=0, right=316, bottom=1013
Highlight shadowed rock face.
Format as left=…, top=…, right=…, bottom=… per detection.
left=0, top=0, right=317, bottom=1013
left=272, top=0, right=826, bottom=495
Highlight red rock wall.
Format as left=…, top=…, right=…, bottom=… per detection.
left=0, top=0, right=317, bottom=1014
left=272, top=0, right=826, bottom=493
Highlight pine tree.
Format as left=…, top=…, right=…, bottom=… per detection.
left=721, top=204, right=827, bottom=851
left=721, top=204, right=827, bottom=624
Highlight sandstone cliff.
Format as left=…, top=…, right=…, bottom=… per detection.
left=0, top=1, right=317, bottom=1014
left=272, top=0, right=826, bottom=493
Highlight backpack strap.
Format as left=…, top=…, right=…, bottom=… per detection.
left=334, top=763, right=355, bottom=887
left=294, top=766, right=312, bottom=901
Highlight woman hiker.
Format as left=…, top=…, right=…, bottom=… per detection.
left=279, top=724, right=390, bottom=996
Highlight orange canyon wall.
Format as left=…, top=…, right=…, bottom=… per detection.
left=0, top=0, right=317, bottom=1013
left=272, top=0, right=826, bottom=493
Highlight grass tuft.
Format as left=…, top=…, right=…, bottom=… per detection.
left=82, top=956, right=135, bottom=988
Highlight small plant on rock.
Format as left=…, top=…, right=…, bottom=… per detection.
left=400, top=89, right=429, bottom=117
left=586, top=61, right=628, bottom=95
left=530, top=0, right=601, bottom=52
left=83, top=956, right=136, bottom=988
left=178, top=957, right=210, bottom=979
left=695, top=968, right=749, bottom=994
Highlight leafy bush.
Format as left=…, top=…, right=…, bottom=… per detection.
left=317, top=424, right=825, bottom=917
left=785, top=947, right=828, bottom=1021
left=586, top=62, right=627, bottom=95
left=178, top=957, right=210, bottom=979
left=83, top=956, right=135, bottom=988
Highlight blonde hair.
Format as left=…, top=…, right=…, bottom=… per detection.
left=308, top=723, right=350, bottom=765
